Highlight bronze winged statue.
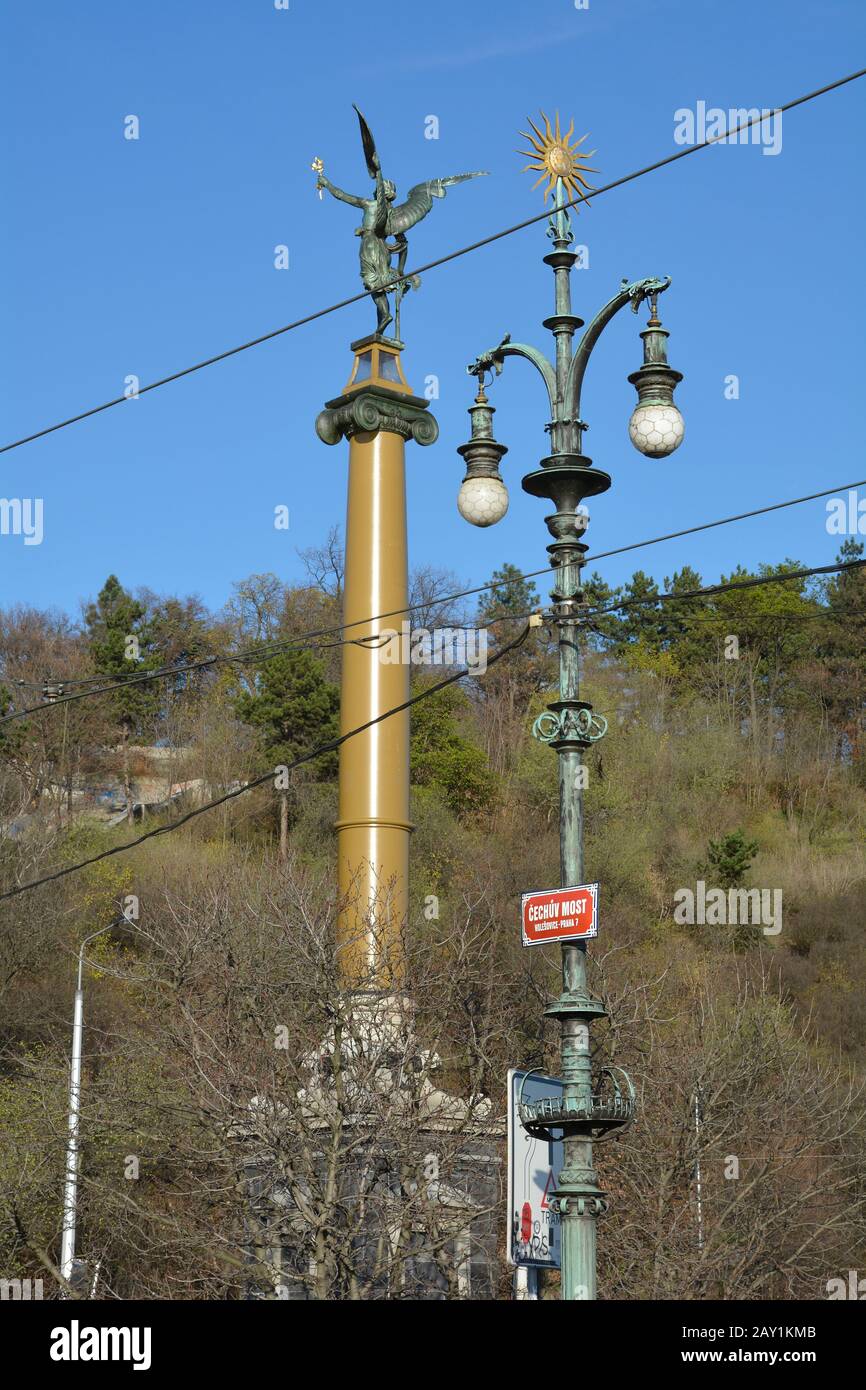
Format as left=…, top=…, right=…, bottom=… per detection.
left=313, top=106, right=487, bottom=338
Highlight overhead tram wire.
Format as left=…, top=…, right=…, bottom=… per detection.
left=0, top=605, right=543, bottom=727
left=4, top=567, right=863, bottom=897
left=4, top=556, right=863, bottom=732
left=5, top=561, right=862, bottom=898
left=4, top=476, right=865, bottom=725
left=581, top=558, right=866, bottom=621
left=16, top=444, right=864, bottom=698
left=0, top=623, right=532, bottom=902
left=7, top=585, right=864, bottom=724
left=1, top=67, right=864, bottom=458
left=580, top=478, right=866, bottom=569
left=600, top=606, right=866, bottom=627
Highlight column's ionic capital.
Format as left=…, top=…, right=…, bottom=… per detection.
left=316, top=385, right=439, bottom=448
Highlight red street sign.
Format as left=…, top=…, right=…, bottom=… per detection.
left=521, top=882, right=599, bottom=947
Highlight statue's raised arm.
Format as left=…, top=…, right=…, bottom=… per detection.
left=317, top=174, right=366, bottom=210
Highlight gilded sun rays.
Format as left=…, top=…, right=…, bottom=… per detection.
left=518, top=111, right=597, bottom=207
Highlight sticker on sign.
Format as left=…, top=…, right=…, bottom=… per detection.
left=521, top=882, right=599, bottom=946
left=507, top=1068, right=563, bottom=1267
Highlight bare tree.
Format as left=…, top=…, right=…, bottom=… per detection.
left=593, top=950, right=866, bottom=1300
left=223, top=574, right=287, bottom=646
left=408, top=564, right=468, bottom=632
left=0, top=859, right=531, bottom=1299
left=298, top=527, right=344, bottom=603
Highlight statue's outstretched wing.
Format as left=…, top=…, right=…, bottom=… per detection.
left=352, top=105, right=380, bottom=179
left=387, top=171, right=488, bottom=235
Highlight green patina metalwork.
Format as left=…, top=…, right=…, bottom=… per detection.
left=533, top=705, right=608, bottom=746
left=461, top=176, right=675, bottom=1301
left=316, top=384, right=438, bottom=448
left=315, top=106, right=487, bottom=338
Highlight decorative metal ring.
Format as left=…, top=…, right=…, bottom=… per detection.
left=532, top=711, right=561, bottom=742
left=532, top=708, right=608, bottom=745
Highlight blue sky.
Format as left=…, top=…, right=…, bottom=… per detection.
left=1, top=0, right=864, bottom=619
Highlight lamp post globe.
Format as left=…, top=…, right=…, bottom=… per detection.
left=628, top=402, right=685, bottom=457
left=457, top=474, right=509, bottom=526
left=456, top=382, right=510, bottom=527
left=627, top=289, right=684, bottom=458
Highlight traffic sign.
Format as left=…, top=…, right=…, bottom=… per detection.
left=507, top=1068, right=564, bottom=1268
left=521, top=882, right=599, bottom=946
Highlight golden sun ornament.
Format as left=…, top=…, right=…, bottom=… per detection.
left=518, top=111, right=597, bottom=207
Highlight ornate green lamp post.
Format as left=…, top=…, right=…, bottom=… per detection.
left=457, top=114, right=684, bottom=1300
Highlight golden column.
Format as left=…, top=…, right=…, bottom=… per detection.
left=316, top=335, right=438, bottom=987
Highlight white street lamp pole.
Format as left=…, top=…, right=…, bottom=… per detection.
left=60, top=920, right=119, bottom=1287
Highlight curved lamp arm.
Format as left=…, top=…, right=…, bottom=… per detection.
left=566, top=276, right=671, bottom=420
left=76, top=923, right=114, bottom=990
left=75, top=911, right=133, bottom=989
left=467, top=335, right=557, bottom=416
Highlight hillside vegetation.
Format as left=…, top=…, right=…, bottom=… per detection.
left=1, top=540, right=864, bottom=1298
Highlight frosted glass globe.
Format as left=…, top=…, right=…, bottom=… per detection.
left=628, top=403, right=685, bottom=458
left=457, top=476, right=509, bottom=527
